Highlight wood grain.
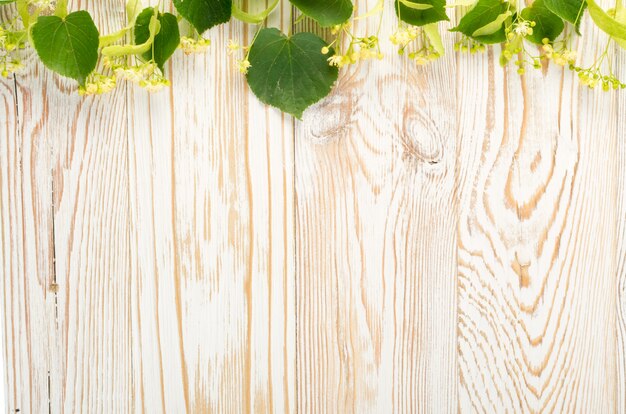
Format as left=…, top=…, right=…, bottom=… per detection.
left=456, top=1, right=623, bottom=411
left=2, top=1, right=133, bottom=412
left=2, top=0, right=626, bottom=412
left=616, top=38, right=626, bottom=414
left=295, top=1, right=458, bottom=412
left=126, top=1, right=295, bottom=413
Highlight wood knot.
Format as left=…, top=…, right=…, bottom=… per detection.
left=302, top=91, right=354, bottom=144
left=400, top=109, right=444, bottom=164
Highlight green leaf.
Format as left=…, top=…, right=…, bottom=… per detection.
left=587, top=0, right=626, bottom=44
left=289, top=0, right=353, bottom=26
left=31, top=11, right=99, bottom=86
left=135, top=7, right=180, bottom=71
left=520, top=0, right=564, bottom=44
left=0, top=0, right=16, bottom=4
left=395, top=0, right=448, bottom=26
left=246, top=28, right=338, bottom=119
left=472, top=10, right=511, bottom=36
left=451, top=0, right=510, bottom=44
left=173, top=0, right=232, bottom=34
left=543, top=0, right=586, bottom=30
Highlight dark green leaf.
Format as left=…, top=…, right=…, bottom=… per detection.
left=395, top=0, right=448, bottom=26
left=0, top=0, right=16, bottom=4
left=246, top=28, right=339, bottom=119
left=451, top=0, right=511, bottom=44
left=289, top=0, right=353, bottom=27
left=173, top=0, right=232, bottom=34
left=543, top=0, right=586, bottom=31
left=31, top=11, right=99, bottom=85
left=135, top=8, right=180, bottom=71
left=520, top=0, right=564, bottom=44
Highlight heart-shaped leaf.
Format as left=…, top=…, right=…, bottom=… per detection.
left=31, top=11, right=99, bottom=85
left=289, top=0, right=353, bottom=27
left=246, top=28, right=338, bottom=119
left=395, top=0, right=448, bottom=26
left=173, top=0, right=232, bottom=34
left=451, top=0, right=510, bottom=44
left=544, top=0, right=586, bottom=31
left=135, top=7, right=180, bottom=71
left=520, top=0, right=564, bottom=44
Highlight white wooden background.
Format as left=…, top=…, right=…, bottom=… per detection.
left=1, top=0, right=625, bottom=412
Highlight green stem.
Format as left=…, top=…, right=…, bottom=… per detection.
left=232, top=0, right=280, bottom=24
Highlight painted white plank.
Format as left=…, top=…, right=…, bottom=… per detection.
left=127, top=2, right=295, bottom=413
left=295, top=1, right=458, bottom=412
left=456, top=1, right=622, bottom=410
left=2, top=1, right=132, bottom=412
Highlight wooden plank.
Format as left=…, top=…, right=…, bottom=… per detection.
left=1, top=66, right=56, bottom=414
left=456, top=4, right=622, bottom=411
left=1, top=1, right=133, bottom=412
left=617, top=45, right=626, bottom=414
left=295, top=1, right=458, bottom=412
left=126, top=2, right=295, bottom=413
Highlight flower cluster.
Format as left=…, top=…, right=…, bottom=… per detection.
left=390, top=26, right=419, bottom=49
left=103, top=58, right=170, bottom=92
left=391, top=25, right=441, bottom=65
left=227, top=39, right=251, bottom=74
left=453, top=38, right=486, bottom=54
left=541, top=40, right=577, bottom=66
left=324, top=23, right=383, bottom=68
left=179, top=36, right=211, bottom=55
left=78, top=73, right=116, bottom=96
left=573, top=68, right=625, bottom=90
left=0, top=26, right=25, bottom=78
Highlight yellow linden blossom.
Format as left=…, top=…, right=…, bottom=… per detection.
left=513, top=21, right=534, bottom=37
left=180, top=36, right=211, bottom=55
left=237, top=58, right=251, bottom=74
left=78, top=73, right=117, bottom=96
left=327, top=54, right=348, bottom=67
left=114, top=62, right=158, bottom=83
left=139, top=75, right=170, bottom=92
left=0, top=25, right=25, bottom=77
left=227, top=39, right=242, bottom=54
left=542, top=42, right=577, bottom=66
left=390, top=26, right=419, bottom=48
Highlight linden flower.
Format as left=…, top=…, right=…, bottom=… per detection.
left=330, top=23, right=350, bottom=35
left=114, top=62, right=158, bottom=83
left=227, top=39, right=242, bottom=55
left=236, top=58, right=251, bottom=74
left=542, top=44, right=577, bottom=66
left=327, top=54, right=347, bottom=67
left=513, top=21, right=534, bottom=37
left=409, top=49, right=440, bottom=65
left=78, top=74, right=117, bottom=96
left=390, top=26, right=419, bottom=48
left=1, top=59, right=24, bottom=77
left=139, top=75, right=170, bottom=92
left=180, top=36, right=211, bottom=55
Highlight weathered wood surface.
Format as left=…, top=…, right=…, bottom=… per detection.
left=0, top=0, right=625, bottom=412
